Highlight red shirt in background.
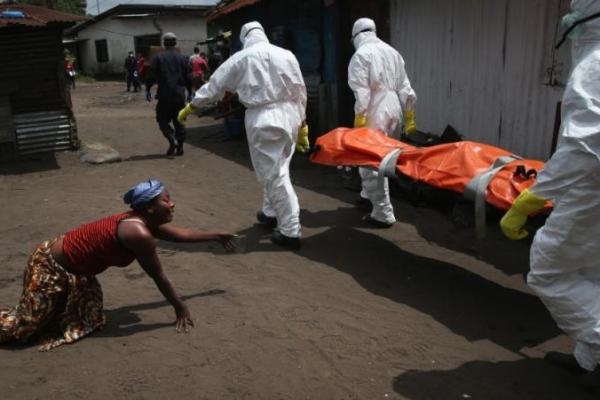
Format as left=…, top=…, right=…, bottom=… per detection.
left=137, top=55, right=145, bottom=77
left=65, top=59, right=74, bottom=75
left=190, top=54, right=208, bottom=78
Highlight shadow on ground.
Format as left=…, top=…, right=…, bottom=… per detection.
left=392, top=358, right=597, bottom=400
left=123, top=153, right=175, bottom=162
left=168, top=214, right=562, bottom=355
left=0, top=152, right=60, bottom=175
left=186, top=124, right=534, bottom=277
left=0, top=290, right=225, bottom=351
left=95, top=290, right=225, bottom=338
left=296, top=226, right=559, bottom=354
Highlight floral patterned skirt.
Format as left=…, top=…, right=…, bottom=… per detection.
left=0, top=239, right=105, bottom=351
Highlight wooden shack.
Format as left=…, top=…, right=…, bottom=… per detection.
left=0, top=4, right=84, bottom=160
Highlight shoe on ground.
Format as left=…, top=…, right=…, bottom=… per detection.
left=544, top=352, right=587, bottom=373
left=166, top=144, right=176, bottom=156
left=355, top=197, right=373, bottom=212
left=363, top=214, right=394, bottom=229
left=270, top=231, right=300, bottom=250
left=256, top=211, right=277, bottom=228
left=176, top=145, right=184, bottom=156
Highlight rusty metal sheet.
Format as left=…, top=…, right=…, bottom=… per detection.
left=0, top=4, right=84, bottom=28
left=206, top=0, right=263, bottom=22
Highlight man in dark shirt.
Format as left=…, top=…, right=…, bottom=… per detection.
left=207, top=48, right=223, bottom=74
left=145, top=32, right=191, bottom=156
left=124, top=51, right=139, bottom=92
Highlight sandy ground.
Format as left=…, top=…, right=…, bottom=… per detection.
left=0, top=81, right=594, bottom=400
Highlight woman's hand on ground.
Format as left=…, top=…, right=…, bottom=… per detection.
left=215, top=233, right=238, bottom=252
left=175, top=304, right=194, bottom=333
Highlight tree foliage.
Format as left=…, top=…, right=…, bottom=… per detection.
left=14, top=0, right=87, bottom=15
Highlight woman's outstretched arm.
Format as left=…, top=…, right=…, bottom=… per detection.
left=119, top=221, right=194, bottom=332
left=154, top=223, right=236, bottom=251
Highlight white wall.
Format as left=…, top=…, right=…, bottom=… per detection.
left=390, top=0, right=571, bottom=160
left=77, top=14, right=209, bottom=75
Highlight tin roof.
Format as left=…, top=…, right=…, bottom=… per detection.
left=206, top=0, right=262, bottom=22
left=87, top=0, right=218, bottom=16
left=67, top=4, right=211, bottom=35
left=0, top=4, right=85, bottom=28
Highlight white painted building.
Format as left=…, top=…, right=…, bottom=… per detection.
left=65, top=4, right=214, bottom=75
left=390, top=0, right=571, bottom=160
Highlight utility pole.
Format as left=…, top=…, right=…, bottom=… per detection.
left=96, top=0, right=100, bottom=15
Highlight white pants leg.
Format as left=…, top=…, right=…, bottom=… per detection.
left=261, top=186, right=277, bottom=218
left=264, top=157, right=300, bottom=237
left=246, top=102, right=302, bottom=238
left=359, top=166, right=395, bottom=224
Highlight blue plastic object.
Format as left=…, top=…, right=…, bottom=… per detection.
left=223, top=115, right=244, bottom=140
left=1, top=10, right=26, bottom=19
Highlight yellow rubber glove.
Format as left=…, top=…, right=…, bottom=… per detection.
left=177, top=103, right=195, bottom=125
left=354, top=114, right=367, bottom=128
left=403, top=110, right=417, bottom=135
left=296, top=123, right=310, bottom=153
left=500, top=189, right=546, bottom=240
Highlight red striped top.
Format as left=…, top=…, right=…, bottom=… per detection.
left=62, top=211, right=143, bottom=275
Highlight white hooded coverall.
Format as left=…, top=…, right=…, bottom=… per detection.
left=348, top=18, right=417, bottom=224
left=527, top=0, right=600, bottom=371
left=191, top=22, right=307, bottom=238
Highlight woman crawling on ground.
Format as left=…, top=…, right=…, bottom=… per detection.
left=0, top=179, right=236, bottom=350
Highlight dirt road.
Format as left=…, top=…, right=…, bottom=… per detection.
left=0, top=81, right=592, bottom=399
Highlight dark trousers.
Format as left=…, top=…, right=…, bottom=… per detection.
left=156, top=100, right=186, bottom=146
left=126, top=72, right=140, bottom=91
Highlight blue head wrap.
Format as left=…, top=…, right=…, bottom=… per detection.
left=123, top=179, right=165, bottom=208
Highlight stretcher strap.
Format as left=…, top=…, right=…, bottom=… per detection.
left=463, top=155, right=521, bottom=238
left=378, top=148, right=403, bottom=180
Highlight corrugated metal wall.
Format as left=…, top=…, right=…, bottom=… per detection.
left=390, top=0, right=570, bottom=160
left=13, top=111, right=77, bottom=155
left=0, top=26, right=78, bottom=158
left=0, top=96, right=16, bottom=160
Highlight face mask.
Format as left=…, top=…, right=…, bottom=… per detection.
left=350, top=29, right=374, bottom=50
left=562, top=11, right=585, bottom=39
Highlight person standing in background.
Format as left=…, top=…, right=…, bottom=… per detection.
left=189, top=47, right=209, bottom=92
left=64, top=54, right=76, bottom=90
left=137, top=53, right=146, bottom=84
left=124, top=51, right=140, bottom=92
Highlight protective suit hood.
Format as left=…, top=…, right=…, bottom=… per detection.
left=352, top=18, right=377, bottom=49
left=240, top=21, right=268, bottom=48
left=565, top=0, right=600, bottom=43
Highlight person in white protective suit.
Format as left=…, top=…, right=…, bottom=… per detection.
left=177, top=21, right=309, bottom=250
left=348, top=17, right=417, bottom=228
left=500, top=0, right=600, bottom=387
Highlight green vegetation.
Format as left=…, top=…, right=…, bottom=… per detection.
left=75, top=73, right=96, bottom=83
